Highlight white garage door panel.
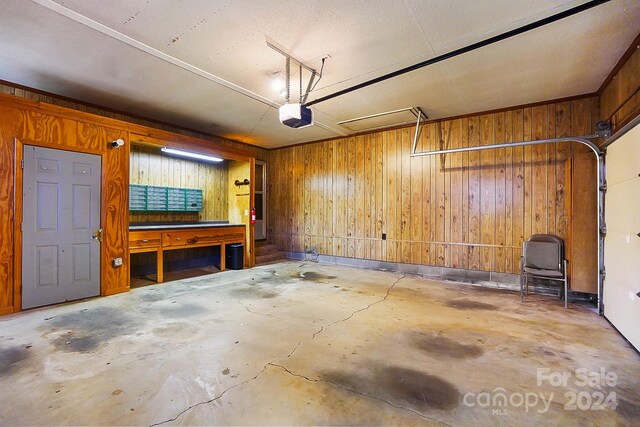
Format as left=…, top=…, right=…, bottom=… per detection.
left=605, top=125, right=640, bottom=185
left=604, top=122, right=640, bottom=351
left=605, top=178, right=640, bottom=232
left=604, top=231, right=640, bottom=347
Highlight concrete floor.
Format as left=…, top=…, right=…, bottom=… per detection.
left=0, top=261, right=638, bottom=426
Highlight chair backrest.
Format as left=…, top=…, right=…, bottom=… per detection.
left=523, top=234, right=564, bottom=270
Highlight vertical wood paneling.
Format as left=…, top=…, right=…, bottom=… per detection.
left=401, top=127, right=412, bottom=264
left=512, top=109, right=525, bottom=267
left=495, top=112, right=506, bottom=273
left=600, top=43, right=640, bottom=131
left=503, top=111, right=514, bottom=272
left=129, top=145, right=228, bottom=223
left=410, top=128, right=423, bottom=265
left=450, top=120, right=462, bottom=269
left=480, top=114, right=494, bottom=271
left=268, top=98, right=599, bottom=279
left=460, top=118, right=469, bottom=269
left=467, top=117, right=481, bottom=270
left=355, top=135, right=365, bottom=259
left=531, top=106, right=548, bottom=235
left=374, top=133, right=383, bottom=259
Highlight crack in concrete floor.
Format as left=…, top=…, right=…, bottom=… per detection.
left=149, top=273, right=406, bottom=426
left=237, top=301, right=281, bottom=319
left=148, top=362, right=273, bottom=427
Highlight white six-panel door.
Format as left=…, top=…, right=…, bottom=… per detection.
left=22, top=145, right=101, bottom=309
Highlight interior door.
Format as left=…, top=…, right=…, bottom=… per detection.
left=22, top=145, right=101, bottom=309
left=255, top=160, right=266, bottom=240
left=603, top=122, right=640, bottom=350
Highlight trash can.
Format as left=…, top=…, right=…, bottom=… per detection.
left=226, top=243, right=244, bottom=270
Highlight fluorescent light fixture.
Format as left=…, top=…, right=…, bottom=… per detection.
left=161, top=147, right=223, bottom=163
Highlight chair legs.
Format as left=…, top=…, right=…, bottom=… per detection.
left=520, top=256, right=526, bottom=302
left=521, top=272, right=570, bottom=308
left=563, top=259, right=569, bottom=309
left=520, top=273, right=528, bottom=302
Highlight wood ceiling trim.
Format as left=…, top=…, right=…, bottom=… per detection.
left=597, top=31, right=640, bottom=94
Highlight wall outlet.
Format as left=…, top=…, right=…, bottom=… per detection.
left=382, top=233, right=387, bottom=240
left=112, top=258, right=123, bottom=267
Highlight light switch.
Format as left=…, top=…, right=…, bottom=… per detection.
left=244, top=209, right=249, bottom=216
left=626, top=234, right=631, bottom=244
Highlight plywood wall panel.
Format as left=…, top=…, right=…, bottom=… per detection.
left=0, top=101, right=131, bottom=308
left=0, top=107, right=16, bottom=312
left=269, top=98, right=599, bottom=278
left=102, top=127, right=130, bottom=295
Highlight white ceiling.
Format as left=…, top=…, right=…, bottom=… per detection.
left=0, top=0, right=638, bottom=148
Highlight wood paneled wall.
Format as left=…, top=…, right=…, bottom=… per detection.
left=268, top=98, right=599, bottom=276
left=129, top=145, right=229, bottom=223
left=0, top=89, right=259, bottom=314
left=228, top=160, right=253, bottom=264
left=0, top=95, right=130, bottom=313
left=600, top=40, right=640, bottom=130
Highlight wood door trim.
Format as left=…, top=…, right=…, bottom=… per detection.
left=13, top=138, right=23, bottom=312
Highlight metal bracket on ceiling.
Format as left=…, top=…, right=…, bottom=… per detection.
left=336, top=106, right=428, bottom=137
left=411, top=107, right=427, bottom=155
left=267, top=41, right=318, bottom=104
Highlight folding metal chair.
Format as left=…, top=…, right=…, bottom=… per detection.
left=520, top=234, right=569, bottom=308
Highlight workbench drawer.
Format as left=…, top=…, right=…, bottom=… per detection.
left=219, top=232, right=245, bottom=242
left=129, top=231, right=162, bottom=249
left=162, top=230, right=223, bottom=247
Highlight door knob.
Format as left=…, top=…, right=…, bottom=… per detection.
left=92, top=228, right=103, bottom=242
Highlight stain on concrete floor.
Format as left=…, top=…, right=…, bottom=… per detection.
left=43, top=307, right=141, bottom=353
left=410, top=332, right=484, bottom=359
left=0, top=346, right=30, bottom=375
left=296, top=271, right=337, bottom=282
left=0, top=261, right=638, bottom=426
left=445, top=298, right=497, bottom=310
left=322, top=365, right=460, bottom=411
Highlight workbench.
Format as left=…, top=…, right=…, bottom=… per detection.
left=129, top=222, right=246, bottom=284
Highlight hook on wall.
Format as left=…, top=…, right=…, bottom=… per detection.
left=234, top=179, right=250, bottom=186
